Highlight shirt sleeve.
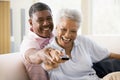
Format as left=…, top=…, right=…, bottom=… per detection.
left=81, top=36, right=110, bottom=63
left=20, top=38, right=39, bottom=54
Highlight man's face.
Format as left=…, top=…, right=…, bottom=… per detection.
left=56, top=18, right=79, bottom=48
left=29, top=10, right=54, bottom=38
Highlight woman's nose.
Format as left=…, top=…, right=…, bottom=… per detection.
left=64, top=31, right=71, bottom=37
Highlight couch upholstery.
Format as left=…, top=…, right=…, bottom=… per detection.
left=0, top=53, right=29, bottom=80
left=93, top=58, right=120, bottom=78
left=0, top=35, right=120, bottom=80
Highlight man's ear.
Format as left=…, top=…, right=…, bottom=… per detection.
left=29, top=19, right=32, bottom=26
left=29, top=19, right=34, bottom=32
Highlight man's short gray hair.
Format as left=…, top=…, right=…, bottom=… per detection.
left=56, top=9, right=81, bottom=27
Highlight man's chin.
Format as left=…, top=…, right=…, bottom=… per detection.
left=42, top=34, right=51, bottom=38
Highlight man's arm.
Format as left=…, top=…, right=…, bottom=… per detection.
left=24, top=48, right=67, bottom=70
left=24, top=47, right=65, bottom=64
left=24, top=48, right=43, bottom=64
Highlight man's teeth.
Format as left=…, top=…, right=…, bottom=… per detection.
left=43, top=27, right=49, bottom=30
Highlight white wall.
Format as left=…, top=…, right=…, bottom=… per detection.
left=10, top=0, right=34, bottom=52
left=87, top=35, right=120, bottom=53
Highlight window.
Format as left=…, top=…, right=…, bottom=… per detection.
left=91, top=0, right=120, bottom=35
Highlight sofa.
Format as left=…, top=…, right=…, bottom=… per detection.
left=0, top=53, right=30, bottom=80
left=0, top=35, right=120, bottom=80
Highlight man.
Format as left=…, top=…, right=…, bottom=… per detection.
left=20, top=2, right=62, bottom=80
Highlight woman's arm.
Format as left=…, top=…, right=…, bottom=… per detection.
left=109, top=52, right=120, bottom=59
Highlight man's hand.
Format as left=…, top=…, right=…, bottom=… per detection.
left=25, top=47, right=68, bottom=70
left=37, top=48, right=64, bottom=64
left=38, top=47, right=67, bottom=70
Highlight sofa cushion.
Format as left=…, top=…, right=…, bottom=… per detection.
left=0, top=53, right=30, bottom=80
left=93, top=58, right=120, bottom=78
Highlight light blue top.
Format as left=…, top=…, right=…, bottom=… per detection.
left=46, top=35, right=110, bottom=80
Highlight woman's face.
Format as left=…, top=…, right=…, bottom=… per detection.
left=56, top=18, right=79, bottom=48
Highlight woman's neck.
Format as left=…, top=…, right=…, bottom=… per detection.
left=64, top=43, right=73, bottom=57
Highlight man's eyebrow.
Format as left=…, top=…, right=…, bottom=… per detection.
left=47, top=15, right=52, bottom=18
left=38, top=16, right=52, bottom=19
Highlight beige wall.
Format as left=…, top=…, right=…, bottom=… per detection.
left=0, top=1, right=10, bottom=54
left=81, top=0, right=92, bottom=35
left=0, top=0, right=10, bottom=1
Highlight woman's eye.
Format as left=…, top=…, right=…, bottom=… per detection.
left=71, top=31, right=77, bottom=33
left=37, top=19, right=43, bottom=23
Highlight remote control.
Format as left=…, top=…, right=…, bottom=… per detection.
left=61, top=55, right=69, bottom=60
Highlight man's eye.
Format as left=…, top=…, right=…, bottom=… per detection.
left=61, top=29, right=66, bottom=31
left=47, top=17, right=52, bottom=21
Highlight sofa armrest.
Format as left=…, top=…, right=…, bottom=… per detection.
left=0, top=53, right=30, bottom=80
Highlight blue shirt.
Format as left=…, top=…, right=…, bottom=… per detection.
left=46, top=35, right=110, bottom=80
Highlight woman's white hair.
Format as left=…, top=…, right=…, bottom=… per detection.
left=56, top=8, right=81, bottom=27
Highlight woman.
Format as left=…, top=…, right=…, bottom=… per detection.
left=41, top=9, right=120, bottom=80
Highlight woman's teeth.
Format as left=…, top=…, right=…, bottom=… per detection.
left=62, top=36, right=70, bottom=42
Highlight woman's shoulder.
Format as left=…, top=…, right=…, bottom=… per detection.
left=76, top=35, right=91, bottom=42
left=75, top=35, right=95, bottom=46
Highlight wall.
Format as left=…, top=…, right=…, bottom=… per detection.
left=87, top=35, right=120, bottom=53
left=10, top=0, right=34, bottom=52
left=0, top=1, right=10, bottom=54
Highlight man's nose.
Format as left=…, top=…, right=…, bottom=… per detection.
left=43, top=20, right=49, bottom=25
